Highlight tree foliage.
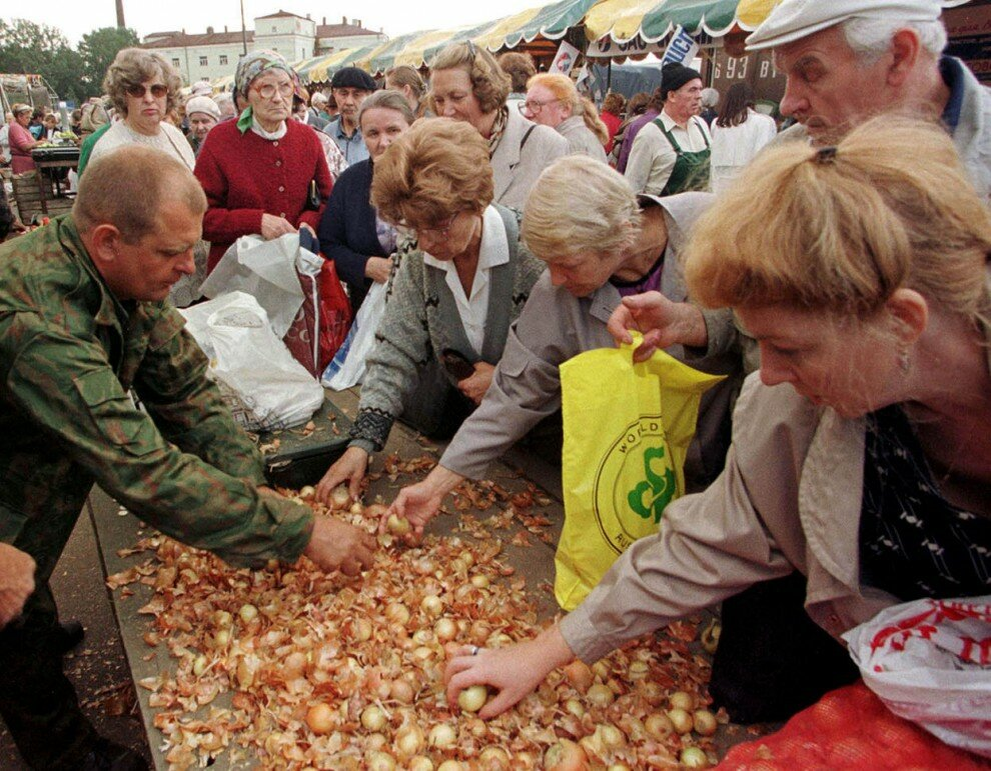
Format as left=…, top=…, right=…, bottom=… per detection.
left=0, top=18, right=83, bottom=102
left=78, top=26, right=139, bottom=96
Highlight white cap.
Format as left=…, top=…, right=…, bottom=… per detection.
left=746, top=0, right=943, bottom=51
left=190, top=80, right=213, bottom=96
left=185, top=95, right=220, bottom=121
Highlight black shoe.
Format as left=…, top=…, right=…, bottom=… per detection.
left=56, top=620, right=85, bottom=653
left=78, top=736, right=149, bottom=771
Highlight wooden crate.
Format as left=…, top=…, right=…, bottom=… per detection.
left=12, top=171, right=73, bottom=223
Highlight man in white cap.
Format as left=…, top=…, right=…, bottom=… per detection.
left=746, top=0, right=991, bottom=199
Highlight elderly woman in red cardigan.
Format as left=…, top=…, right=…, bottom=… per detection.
left=194, top=50, right=333, bottom=272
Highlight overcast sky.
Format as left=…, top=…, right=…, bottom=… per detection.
left=20, top=1, right=548, bottom=46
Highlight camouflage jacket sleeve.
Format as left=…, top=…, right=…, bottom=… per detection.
left=0, top=311, right=313, bottom=568
left=132, top=310, right=267, bottom=485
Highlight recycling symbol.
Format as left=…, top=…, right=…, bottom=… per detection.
left=627, top=446, right=676, bottom=524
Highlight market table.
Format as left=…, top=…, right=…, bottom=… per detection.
left=90, top=387, right=750, bottom=769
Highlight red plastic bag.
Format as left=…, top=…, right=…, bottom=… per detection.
left=284, top=258, right=352, bottom=377
left=715, top=682, right=990, bottom=770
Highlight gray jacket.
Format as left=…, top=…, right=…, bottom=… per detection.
left=557, top=115, right=608, bottom=163
left=562, top=265, right=991, bottom=665
left=491, top=107, right=569, bottom=209
left=350, top=205, right=544, bottom=451
left=441, top=192, right=743, bottom=485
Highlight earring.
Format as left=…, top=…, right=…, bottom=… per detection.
left=898, top=347, right=911, bottom=374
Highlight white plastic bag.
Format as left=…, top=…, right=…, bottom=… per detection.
left=321, top=279, right=387, bottom=390
left=843, top=595, right=991, bottom=758
left=199, top=233, right=307, bottom=338
left=180, top=292, right=324, bottom=431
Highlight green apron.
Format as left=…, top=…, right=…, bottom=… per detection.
left=653, top=116, right=711, bottom=195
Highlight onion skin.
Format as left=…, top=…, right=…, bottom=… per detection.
left=586, top=683, right=615, bottom=708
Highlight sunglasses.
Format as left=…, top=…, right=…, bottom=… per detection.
left=126, top=83, right=168, bottom=99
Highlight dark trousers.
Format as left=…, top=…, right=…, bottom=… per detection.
left=0, top=584, right=96, bottom=769
left=709, top=571, right=860, bottom=724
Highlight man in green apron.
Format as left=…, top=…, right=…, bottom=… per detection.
left=624, top=61, right=711, bottom=196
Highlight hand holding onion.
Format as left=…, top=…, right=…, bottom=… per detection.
left=314, top=446, right=369, bottom=505
left=303, top=516, right=377, bottom=575
left=380, top=464, right=467, bottom=540
left=443, top=624, right=575, bottom=719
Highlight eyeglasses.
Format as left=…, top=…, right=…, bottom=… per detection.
left=520, top=98, right=562, bottom=116
left=126, top=83, right=168, bottom=99
left=400, top=212, right=460, bottom=239
left=252, top=81, right=294, bottom=100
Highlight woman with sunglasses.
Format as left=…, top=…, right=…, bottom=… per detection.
left=88, top=48, right=194, bottom=171
left=314, top=119, right=544, bottom=504
left=194, top=50, right=332, bottom=272
left=428, top=42, right=568, bottom=210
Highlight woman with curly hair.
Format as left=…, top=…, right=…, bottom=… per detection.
left=88, top=48, right=193, bottom=170
left=428, top=42, right=567, bottom=209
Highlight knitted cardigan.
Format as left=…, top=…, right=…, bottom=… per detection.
left=194, top=119, right=333, bottom=271
left=350, top=205, right=545, bottom=452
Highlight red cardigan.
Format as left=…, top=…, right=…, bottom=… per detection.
left=194, top=119, right=333, bottom=271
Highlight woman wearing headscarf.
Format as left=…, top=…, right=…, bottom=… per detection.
left=429, top=42, right=568, bottom=210
left=194, top=50, right=333, bottom=272
left=88, top=48, right=194, bottom=170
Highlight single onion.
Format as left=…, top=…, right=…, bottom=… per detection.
left=385, top=602, right=410, bottom=626
left=679, top=747, right=710, bottom=768
left=667, top=707, right=693, bottom=735
left=394, top=724, right=425, bottom=757
left=213, top=629, right=230, bottom=648
left=350, top=501, right=364, bottom=515
left=390, top=679, right=415, bottom=704
left=305, top=703, right=334, bottom=735
left=407, top=758, right=434, bottom=771
left=437, top=762, right=465, bottom=771
left=669, top=690, right=695, bottom=711
left=693, top=709, right=717, bottom=737
left=361, top=705, right=388, bottom=732
left=420, top=595, right=443, bottom=617
left=213, top=610, right=232, bottom=628
left=543, top=739, right=588, bottom=771
left=600, top=724, right=626, bottom=748
left=366, top=751, right=397, bottom=771
left=412, top=629, right=433, bottom=646
left=644, top=712, right=675, bottom=740
left=434, top=618, right=457, bottom=642
left=470, top=574, right=490, bottom=589
left=238, top=603, right=258, bottom=624
left=457, top=684, right=488, bottom=713
left=428, top=723, right=456, bottom=749
left=700, top=619, right=721, bottom=654
left=330, top=485, right=351, bottom=510
left=387, top=513, right=411, bottom=536
left=637, top=680, right=665, bottom=706
left=627, top=661, right=650, bottom=680
left=586, top=683, right=615, bottom=708
left=563, top=660, right=594, bottom=693
left=563, top=698, right=584, bottom=719
left=478, top=746, right=510, bottom=768
left=298, top=485, right=315, bottom=498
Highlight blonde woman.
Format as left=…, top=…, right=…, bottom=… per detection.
left=384, top=65, right=427, bottom=117
left=443, top=119, right=991, bottom=721
left=523, top=72, right=608, bottom=162
left=428, top=42, right=567, bottom=210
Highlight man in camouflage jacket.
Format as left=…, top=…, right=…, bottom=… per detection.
left=0, top=146, right=375, bottom=770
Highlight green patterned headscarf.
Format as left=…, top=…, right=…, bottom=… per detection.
left=234, top=49, right=296, bottom=133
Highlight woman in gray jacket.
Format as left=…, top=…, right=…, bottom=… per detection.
left=443, top=119, right=991, bottom=720
left=314, top=119, right=544, bottom=503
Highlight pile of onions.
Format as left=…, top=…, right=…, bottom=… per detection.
left=116, top=479, right=725, bottom=769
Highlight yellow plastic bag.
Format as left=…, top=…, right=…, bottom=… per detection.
left=555, top=334, right=725, bottom=610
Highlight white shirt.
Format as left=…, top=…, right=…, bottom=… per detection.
left=624, top=110, right=710, bottom=195
left=89, top=121, right=195, bottom=170
left=709, top=109, right=778, bottom=194
left=422, top=205, right=510, bottom=354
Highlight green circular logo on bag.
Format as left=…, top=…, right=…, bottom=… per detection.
left=591, top=415, right=677, bottom=555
